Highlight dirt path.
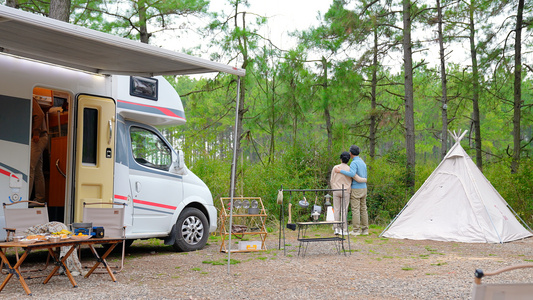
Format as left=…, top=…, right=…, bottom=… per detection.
left=1, top=226, right=533, bottom=299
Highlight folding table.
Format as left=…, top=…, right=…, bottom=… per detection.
left=0, top=237, right=123, bottom=296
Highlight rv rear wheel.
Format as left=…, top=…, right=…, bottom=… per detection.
left=172, top=207, right=209, bottom=252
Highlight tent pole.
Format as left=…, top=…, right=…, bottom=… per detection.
left=227, top=76, right=241, bottom=274
left=379, top=202, right=409, bottom=237
left=507, top=204, right=533, bottom=232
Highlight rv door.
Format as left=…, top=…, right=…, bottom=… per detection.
left=71, top=94, right=116, bottom=222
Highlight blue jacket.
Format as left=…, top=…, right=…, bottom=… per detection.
left=340, top=156, right=367, bottom=189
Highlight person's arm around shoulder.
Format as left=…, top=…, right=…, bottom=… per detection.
left=353, top=173, right=367, bottom=183
left=339, top=161, right=357, bottom=177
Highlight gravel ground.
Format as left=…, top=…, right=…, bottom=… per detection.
left=1, top=226, right=533, bottom=299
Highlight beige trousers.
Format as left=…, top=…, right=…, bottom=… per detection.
left=333, top=190, right=350, bottom=231
left=350, top=188, right=368, bottom=231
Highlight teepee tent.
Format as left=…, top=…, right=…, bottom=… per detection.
left=381, top=131, right=532, bottom=243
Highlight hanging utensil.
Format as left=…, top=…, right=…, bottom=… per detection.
left=298, top=196, right=309, bottom=208
left=286, top=203, right=296, bottom=230
left=312, top=195, right=321, bottom=214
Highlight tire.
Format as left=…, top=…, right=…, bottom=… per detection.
left=172, top=207, right=209, bottom=252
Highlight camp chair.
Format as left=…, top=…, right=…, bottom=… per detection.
left=81, top=202, right=126, bottom=273
left=2, top=201, right=51, bottom=275
left=472, top=264, right=533, bottom=299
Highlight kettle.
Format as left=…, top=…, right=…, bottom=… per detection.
left=298, top=196, right=309, bottom=208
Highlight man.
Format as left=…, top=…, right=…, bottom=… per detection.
left=30, top=98, right=48, bottom=204
left=335, top=145, right=368, bottom=236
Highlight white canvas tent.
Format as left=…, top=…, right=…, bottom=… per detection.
left=381, top=131, right=532, bottom=243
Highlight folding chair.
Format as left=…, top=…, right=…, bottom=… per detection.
left=2, top=201, right=51, bottom=274
left=472, top=264, right=533, bottom=299
left=81, top=202, right=126, bottom=273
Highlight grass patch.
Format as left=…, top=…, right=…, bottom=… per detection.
left=202, top=260, right=225, bottom=265
left=191, top=267, right=201, bottom=272
left=431, top=262, right=448, bottom=266
left=401, top=267, right=413, bottom=271
left=257, top=257, right=268, bottom=261
left=208, top=235, right=221, bottom=242
left=203, top=258, right=241, bottom=265
left=369, top=224, right=384, bottom=230
left=425, top=246, right=437, bottom=252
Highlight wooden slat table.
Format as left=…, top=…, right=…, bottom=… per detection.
left=0, top=237, right=123, bottom=296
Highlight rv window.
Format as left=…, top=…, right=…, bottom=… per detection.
left=130, top=76, right=158, bottom=100
left=82, top=108, right=98, bottom=165
left=130, top=127, right=171, bottom=171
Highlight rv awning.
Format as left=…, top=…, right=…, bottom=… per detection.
left=0, top=5, right=245, bottom=77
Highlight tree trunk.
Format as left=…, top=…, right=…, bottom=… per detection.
left=138, top=0, right=150, bottom=44
left=233, top=72, right=246, bottom=195
left=268, top=75, right=276, bottom=164
left=469, top=1, right=483, bottom=171
left=229, top=8, right=249, bottom=197
left=511, top=0, right=524, bottom=174
left=403, top=0, right=416, bottom=193
left=437, top=0, right=448, bottom=159
left=49, top=0, right=71, bottom=22
left=322, top=56, right=332, bottom=154
left=5, top=0, right=18, bottom=8
left=290, top=78, right=298, bottom=150
left=369, top=26, right=378, bottom=159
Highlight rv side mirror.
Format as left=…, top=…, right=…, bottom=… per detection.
left=173, top=150, right=185, bottom=173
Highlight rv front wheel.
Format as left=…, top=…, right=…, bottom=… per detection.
left=172, top=207, right=209, bottom=252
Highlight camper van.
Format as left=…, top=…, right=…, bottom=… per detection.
left=0, top=5, right=245, bottom=251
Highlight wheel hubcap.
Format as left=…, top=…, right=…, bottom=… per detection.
left=181, top=216, right=204, bottom=245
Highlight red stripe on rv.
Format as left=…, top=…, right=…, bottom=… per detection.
left=133, top=199, right=177, bottom=210
left=0, top=168, right=10, bottom=177
left=0, top=168, right=18, bottom=180
left=117, top=100, right=185, bottom=120
left=114, top=195, right=128, bottom=201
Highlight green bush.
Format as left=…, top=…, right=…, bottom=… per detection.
left=191, top=147, right=533, bottom=231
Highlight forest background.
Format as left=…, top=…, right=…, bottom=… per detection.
left=4, top=0, right=533, bottom=228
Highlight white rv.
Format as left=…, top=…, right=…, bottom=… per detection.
left=0, top=6, right=245, bottom=251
